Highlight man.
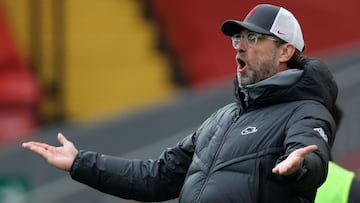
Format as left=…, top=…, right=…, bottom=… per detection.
left=22, top=4, right=338, bottom=203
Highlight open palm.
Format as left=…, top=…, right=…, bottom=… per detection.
left=22, top=133, right=78, bottom=171
left=272, top=145, right=318, bottom=176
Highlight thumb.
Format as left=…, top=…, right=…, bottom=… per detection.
left=296, top=145, right=318, bottom=157
left=57, top=133, right=69, bottom=145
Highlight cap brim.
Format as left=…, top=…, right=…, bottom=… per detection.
left=221, top=20, right=273, bottom=36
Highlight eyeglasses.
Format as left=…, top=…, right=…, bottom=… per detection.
left=231, top=32, right=282, bottom=49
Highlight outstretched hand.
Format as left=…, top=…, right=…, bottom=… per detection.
left=272, top=145, right=318, bottom=176
left=22, top=133, right=78, bottom=171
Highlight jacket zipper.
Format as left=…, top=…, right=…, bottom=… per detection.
left=194, top=113, right=240, bottom=202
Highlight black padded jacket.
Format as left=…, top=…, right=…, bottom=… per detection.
left=70, top=57, right=338, bottom=203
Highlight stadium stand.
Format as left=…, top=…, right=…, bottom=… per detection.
left=0, top=2, right=41, bottom=144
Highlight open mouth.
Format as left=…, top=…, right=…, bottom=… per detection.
left=238, top=59, right=247, bottom=72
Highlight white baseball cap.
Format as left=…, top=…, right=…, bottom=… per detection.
left=221, top=4, right=305, bottom=52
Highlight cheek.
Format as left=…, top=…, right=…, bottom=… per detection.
left=247, top=49, right=263, bottom=68
left=246, top=49, right=256, bottom=61
left=253, top=46, right=278, bottom=63
left=247, top=47, right=267, bottom=63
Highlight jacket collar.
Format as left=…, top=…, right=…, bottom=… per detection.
left=239, top=69, right=303, bottom=106
left=234, top=56, right=338, bottom=111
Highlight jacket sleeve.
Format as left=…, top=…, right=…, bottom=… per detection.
left=279, top=101, right=336, bottom=193
left=69, top=132, right=196, bottom=202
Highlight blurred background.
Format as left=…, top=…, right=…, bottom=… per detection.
left=0, top=0, right=359, bottom=202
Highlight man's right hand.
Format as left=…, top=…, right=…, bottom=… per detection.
left=22, top=133, right=79, bottom=171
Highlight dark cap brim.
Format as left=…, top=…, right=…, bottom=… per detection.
left=221, top=20, right=273, bottom=36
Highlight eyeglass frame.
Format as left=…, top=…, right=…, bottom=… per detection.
left=231, top=32, right=285, bottom=49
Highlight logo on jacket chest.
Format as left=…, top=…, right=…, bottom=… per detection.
left=241, top=126, right=258, bottom=135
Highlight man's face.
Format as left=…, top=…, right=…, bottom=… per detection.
left=233, top=30, right=283, bottom=87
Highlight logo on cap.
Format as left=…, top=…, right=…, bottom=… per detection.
left=277, top=30, right=286, bottom=35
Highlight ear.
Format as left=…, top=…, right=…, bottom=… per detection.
left=278, top=44, right=296, bottom=63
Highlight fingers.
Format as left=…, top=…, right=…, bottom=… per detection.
left=272, top=145, right=318, bottom=175
left=22, top=133, right=68, bottom=149
left=272, top=161, right=294, bottom=175
left=23, top=141, right=51, bottom=150
left=272, top=165, right=280, bottom=174
left=22, top=141, right=50, bottom=160
left=22, top=132, right=68, bottom=159
left=272, top=161, right=290, bottom=174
